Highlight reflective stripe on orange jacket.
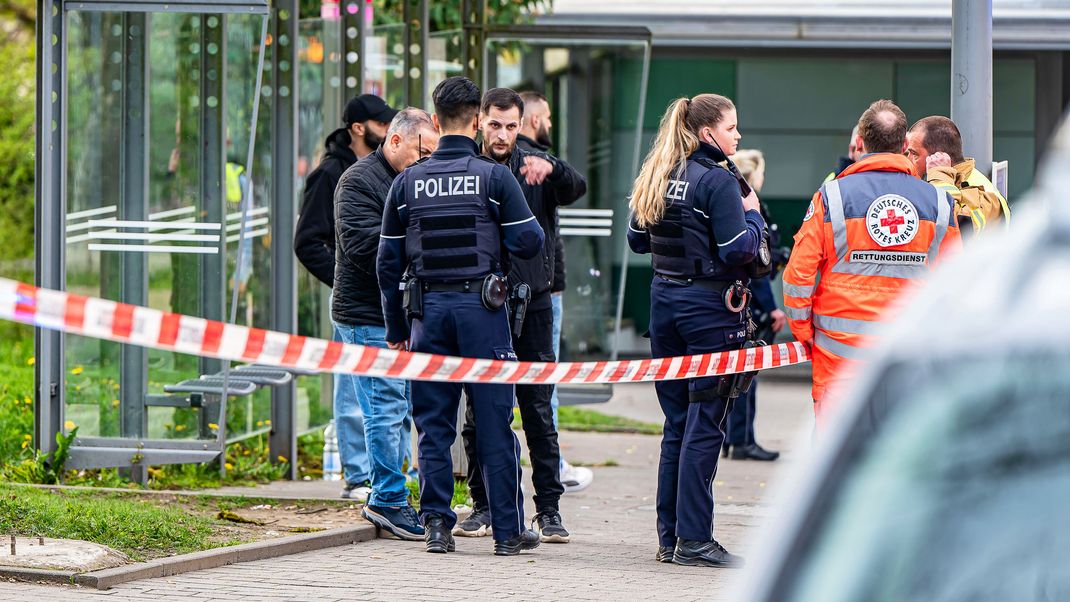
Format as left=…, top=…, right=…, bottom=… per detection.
left=784, top=153, right=962, bottom=406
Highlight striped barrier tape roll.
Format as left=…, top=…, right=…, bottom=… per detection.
left=0, top=278, right=810, bottom=385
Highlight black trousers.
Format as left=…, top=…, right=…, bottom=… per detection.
left=463, top=307, right=564, bottom=513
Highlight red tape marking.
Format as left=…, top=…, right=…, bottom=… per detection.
left=201, top=321, right=224, bottom=354
left=318, top=341, right=344, bottom=371
left=280, top=335, right=306, bottom=366
left=111, top=304, right=135, bottom=339
left=0, top=278, right=812, bottom=385
left=65, top=294, right=87, bottom=329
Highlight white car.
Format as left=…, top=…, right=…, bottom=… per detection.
left=740, top=123, right=1070, bottom=601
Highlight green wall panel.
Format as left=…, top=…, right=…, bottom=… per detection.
left=737, top=58, right=894, bottom=131
left=615, top=56, right=736, bottom=130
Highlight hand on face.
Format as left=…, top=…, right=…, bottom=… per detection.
left=926, top=151, right=953, bottom=171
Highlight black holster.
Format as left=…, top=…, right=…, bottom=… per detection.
left=713, top=338, right=764, bottom=401
left=508, top=282, right=530, bottom=339
left=403, top=278, right=423, bottom=321
left=746, top=231, right=774, bottom=279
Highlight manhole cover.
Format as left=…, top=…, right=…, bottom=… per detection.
left=0, top=537, right=129, bottom=572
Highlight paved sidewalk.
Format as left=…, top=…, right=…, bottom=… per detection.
left=1, top=380, right=812, bottom=601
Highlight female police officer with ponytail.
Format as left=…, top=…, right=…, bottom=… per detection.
left=627, top=94, right=766, bottom=568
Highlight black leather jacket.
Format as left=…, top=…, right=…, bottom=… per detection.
left=332, top=147, right=398, bottom=326
left=502, top=140, right=586, bottom=311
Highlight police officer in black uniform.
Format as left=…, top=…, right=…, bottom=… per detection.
left=627, top=94, right=767, bottom=568
left=377, top=76, right=545, bottom=556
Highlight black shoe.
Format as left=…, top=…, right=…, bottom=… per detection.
left=730, top=443, right=780, bottom=462
left=722, top=444, right=732, bottom=458
left=655, top=546, right=675, bottom=563
left=424, top=515, right=456, bottom=554
left=453, top=505, right=493, bottom=537
left=493, top=529, right=541, bottom=556
left=533, top=510, right=570, bottom=543
left=673, top=538, right=744, bottom=568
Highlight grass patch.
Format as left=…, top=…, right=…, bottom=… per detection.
left=406, top=478, right=472, bottom=510
left=0, top=484, right=245, bottom=562
left=514, top=406, right=662, bottom=435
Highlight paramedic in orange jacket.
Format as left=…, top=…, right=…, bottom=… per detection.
left=783, top=100, right=962, bottom=418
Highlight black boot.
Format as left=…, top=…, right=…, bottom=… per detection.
left=493, top=529, right=540, bottom=556
left=424, top=515, right=456, bottom=553
left=730, top=443, right=780, bottom=461
left=673, top=538, right=745, bottom=568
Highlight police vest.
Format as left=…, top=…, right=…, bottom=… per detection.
left=403, top=156, right=502, bottom=282
left=648, top=159, right=723, bottom=279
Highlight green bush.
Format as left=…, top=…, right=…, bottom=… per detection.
left=0, top=30, right=35, bottom=263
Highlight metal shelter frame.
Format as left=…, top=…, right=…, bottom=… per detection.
left=31, top=0, right=449, bottom=479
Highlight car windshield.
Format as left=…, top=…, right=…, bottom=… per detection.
left=782, top=352, right=1070, bottom=601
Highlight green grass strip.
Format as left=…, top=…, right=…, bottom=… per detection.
left=0, top=484, right=242, bottom=562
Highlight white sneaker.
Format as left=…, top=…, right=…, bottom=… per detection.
left=560, top=462, right=593, bottom=493
left=341, top=480, right=372, bottom=502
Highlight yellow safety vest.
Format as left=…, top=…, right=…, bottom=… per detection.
left=226, top=162, right=245, bottom=204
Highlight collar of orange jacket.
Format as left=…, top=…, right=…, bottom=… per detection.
left=837, top=152, right=917, bottom=179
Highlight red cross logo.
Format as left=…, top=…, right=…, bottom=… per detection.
left=880, top=209, right=905, bottom=234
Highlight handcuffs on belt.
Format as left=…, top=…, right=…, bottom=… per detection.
left=723, top=280, right=750, bottom=314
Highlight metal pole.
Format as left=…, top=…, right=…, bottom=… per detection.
left=461, top=0, right=486, bottom=87
left=119, top=12, right=150, bottom=475
left=611, top=40, right=651, bottom=361
left=270, top=1, right=299, bottom=478
left=951, top=0, right=993, bottom=174
left=403, top=0, right=429, bottom=109
left=34, top=0, right=65, bottom=458
left=341, top=0, right=364, bottom=98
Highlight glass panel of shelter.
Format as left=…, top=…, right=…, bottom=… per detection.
left=63, top=8, right=267, bottom=445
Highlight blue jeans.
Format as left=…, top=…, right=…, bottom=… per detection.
left=550, top=292, right=564, bottom=470
left=334, top=322, right=414, bottom=507
left=332, top=320, right=371, bottom=486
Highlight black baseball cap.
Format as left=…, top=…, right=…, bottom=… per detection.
left=343, top=94, right=398, bottom=125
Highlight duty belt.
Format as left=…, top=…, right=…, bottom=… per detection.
left=654, top=273, right=734, bottom=292
left=654, top=272, right=750, bottom=314
left=422, top=280, right=484, bottom=293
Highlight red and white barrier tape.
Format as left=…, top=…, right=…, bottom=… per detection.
left=0, top=278, right=809, bottom=384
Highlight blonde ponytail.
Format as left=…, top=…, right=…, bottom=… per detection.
left=628, top=94, right=736, bottom=229
left=629, top=98, right=697, bottom=228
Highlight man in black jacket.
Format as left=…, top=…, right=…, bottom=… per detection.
left=333, top=107, right=438, bottom=540
left=516, top=91, right=595, bottom=495
left=295, top=93, right=397, bottom=501
left=455, top=88, right=587, bottom=543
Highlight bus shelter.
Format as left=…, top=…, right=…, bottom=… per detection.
left=34, top=0, right=652, bottom=479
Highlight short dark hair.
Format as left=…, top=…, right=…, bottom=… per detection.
left=432, top=76, right=481, bottom=130
left=857, top=99, right=907, bottom=154
left=480, top=87, right=524, bottom=118
left=910, top=116, right=965, bottom=164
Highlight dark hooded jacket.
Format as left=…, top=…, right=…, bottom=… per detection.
left=503, top=138, right=587, bottom=311
left=295, top=128, right=358, bottom=287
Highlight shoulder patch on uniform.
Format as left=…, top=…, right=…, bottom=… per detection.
left=865, top=194, right=919, bottom=247
left=803, top=201, right=815, bottom=222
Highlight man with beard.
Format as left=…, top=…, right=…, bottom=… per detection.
left=455, top=88, right=587, bottom=543
left=515, top=91, right=594, bottom=493
left=295, top=93, right=397, bottom=501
